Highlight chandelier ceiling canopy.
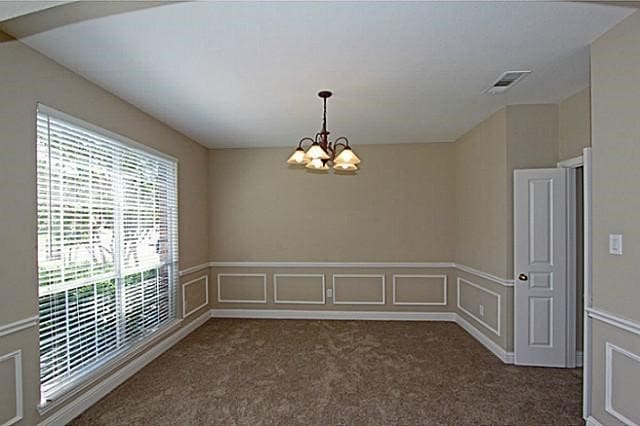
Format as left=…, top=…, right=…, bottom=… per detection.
left=287, top=91, right=361, bottom=173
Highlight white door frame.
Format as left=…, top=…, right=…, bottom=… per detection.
left=557, top=148, right=592, bottom=420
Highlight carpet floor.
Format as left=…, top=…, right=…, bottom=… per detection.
left=70, top=319, right=583, bottom=425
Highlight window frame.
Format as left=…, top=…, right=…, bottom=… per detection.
left=35, top=103, right=180, bottom=412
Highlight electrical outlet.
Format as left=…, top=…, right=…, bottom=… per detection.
left=327, top=288, right=333, bottom=298
left=479, top=304, right=485, bottom=317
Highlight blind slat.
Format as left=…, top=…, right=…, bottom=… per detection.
left=37, top=108, right=178, bottom=402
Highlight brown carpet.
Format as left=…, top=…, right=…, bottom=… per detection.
left=70, top=319, right=583, bottom=425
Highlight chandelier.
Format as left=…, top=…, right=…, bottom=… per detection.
left=286, top=91, right=361, bottom=172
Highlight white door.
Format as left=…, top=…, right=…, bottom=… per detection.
left=514, top=168, right=568, bottom=367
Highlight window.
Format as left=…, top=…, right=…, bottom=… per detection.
left=36, top=105, right=178, bottom=403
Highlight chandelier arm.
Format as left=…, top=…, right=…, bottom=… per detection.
left=297, top=137, right=316, bottom=149
left=333, top=136, right=350, bottom=147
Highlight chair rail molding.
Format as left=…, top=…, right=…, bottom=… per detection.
left=179, top=262, right=210, bottom=277
left=587, top=307, right=640, bottom=337
left=0, top=316, right=38, bottom=337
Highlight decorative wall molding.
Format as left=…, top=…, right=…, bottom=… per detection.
left=456, top=315, right=514, bottom=364
left=182, top=275, right=209, bottom=318
left=0, top=350, right=23, bottom=426
left=217, top=273, right=267, bottom=304
left=273, top=274, right=326, bottom=305
left=178, top=262, right=210, bottom=277
left=0, top=316, right=38, bottom=338
left=456, top=277, right=501, bottom=336
left=210, top=308, right=456, bottom=322
left=210, top=261, right=455, bottom=269
left=605, top=342, right=640, bottom=426
left=332, top=274, right=386, bottom=305
left=455, top=263, right=514, bottom=287
left=392, top=274, right=448, bottom=306
left=587, top=307, right=640, bottom=337
left=37, top=310, right=210, bottom=426
left=207, top=261, right=514, bottom=287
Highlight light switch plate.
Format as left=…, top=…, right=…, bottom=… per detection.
left=609, top=234, right=623, bottom=255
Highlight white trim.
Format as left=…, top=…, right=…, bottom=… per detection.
left=332, top=274, right=386, bottom=305
left=273, top=274, right=325, bottom=305
left=392, top=274, right=448, bottom=306
left=605, top=342, right=640, bottom=426
left=585, top=417, right=603, bottom=426
left=587, top=307, right=640, bottom=337
left=0, top=350, right=23, bottom=426
left=182, top=275, right=209, bottom=318
left=210, top=261, right=454, bottom=269
left=455, top=264, right=514, bottom=287
left=0, top=316, right=38, bottom=337
left=210, top=308, right=456, bottom=322
left=557, top=155, right=584, bottom=169
left=36, top=103, right=177, bottom=163
left=456, top=277, right=501, bottom=336
left=566, top=166, right=578, bottom=368
left=37, top=310, right=210, bottom=426
left=179, top=263, right=210, bottom=277
left=456, top=315, right=514, bottom=364
left=216, top=273, right=267, bottom=304
left=583, top=147, right=593, bottom=419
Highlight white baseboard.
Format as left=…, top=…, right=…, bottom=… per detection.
left=586, top=416, right=603, bottom=426
left=38, top=310, right=211, bottom=426
left=210, top=308, right=456, bottom=322
left=454, top=314, right=514, bottom=364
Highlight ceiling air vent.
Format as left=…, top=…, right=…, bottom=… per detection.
left=484, top=70, right=531, bottom=94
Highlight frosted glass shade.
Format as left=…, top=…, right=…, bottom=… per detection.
left=304, top=143, right=330, bottom=160
left=334, top=147, right=361, bottom=165
left=333, top=162, right=358, bottom=171
left=286, top=148, right=306, bottom=165
left=305, top=158, right=329, bottom=170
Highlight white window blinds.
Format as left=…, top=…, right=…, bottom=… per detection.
left=36, top=105, right=179, bottom=402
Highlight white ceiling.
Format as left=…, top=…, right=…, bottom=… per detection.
left=0, top=1, right=72, bottom=22
left=4, top=1, right=636, bottom=148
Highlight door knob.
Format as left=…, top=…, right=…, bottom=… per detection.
left=518, top=273, right=528, bottom=281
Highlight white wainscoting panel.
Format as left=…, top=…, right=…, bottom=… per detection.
left=392, top=274, right=447, bottom=306
left=605, top=342, right=640, bottom=426
left=217, top=273, right=267, bottom=304
left=332, top=274, right=386, bottom=305
left=273, top=274, right=325, bottom=305
left=182, top=275, right=209, bottom=318
left=0, top=350, right=22, bottom=426
left=456, top=277, right=501, bottom=336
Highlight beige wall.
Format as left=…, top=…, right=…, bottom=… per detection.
left=0, top=33, right=210, bottom=425
left=590, top=9, right=640, bottom=425
left=559, top=87, right=591, bottom=162
left=208, top=143, right=456, bottom=262
left=505, top=104, right=559, bottom=278
left=454, top=109, right=509, bottom=278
